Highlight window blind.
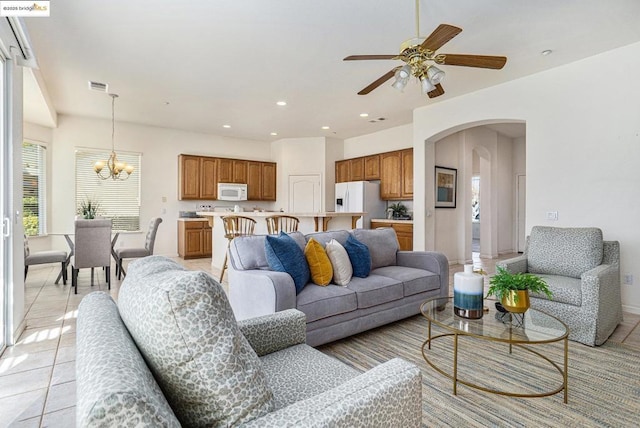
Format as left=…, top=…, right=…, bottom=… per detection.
left=23, top=142, right=46, bottom=236
left=75, top=148, right=141, bottom=232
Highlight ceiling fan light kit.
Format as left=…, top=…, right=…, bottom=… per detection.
left=344, top=0, right=507, bottom=98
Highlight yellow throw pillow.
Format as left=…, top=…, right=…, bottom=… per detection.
left=304, top=238, right=333, bottom=286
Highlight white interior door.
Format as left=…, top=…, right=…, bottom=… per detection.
left=516, top=174, right=526, bottom=253
left=289, top=174, right=321, bottom=213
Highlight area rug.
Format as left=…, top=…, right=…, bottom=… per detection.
left=318, top=315, right=640, bottom=427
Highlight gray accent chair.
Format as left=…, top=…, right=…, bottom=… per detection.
left=72, top=219, right=112, bottom=294
left=24, top=234, right=68, bottom=284
left=76, top=256, right=422, bottom=427
left=114, top=217, right=162, bottom=279
left=497, top=226, right=622, bottom=346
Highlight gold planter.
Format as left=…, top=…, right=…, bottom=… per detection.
left=501, top=290, right=530, bottom=313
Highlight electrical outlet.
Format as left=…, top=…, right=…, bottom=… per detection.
left=624, top=274, right=634, bottom=285
left=546, top=211, right=558, bottom=221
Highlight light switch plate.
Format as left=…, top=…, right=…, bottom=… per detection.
left=546, top=211, right=558, bottom=221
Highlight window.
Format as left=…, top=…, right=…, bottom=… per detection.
left=471, top=176, right=480, bottom=221
left=23, top=141, right=47, bottom=236
left=75, top=148, right=141, bottom=231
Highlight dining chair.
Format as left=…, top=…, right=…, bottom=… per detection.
left=24, top=234, right=68, bottom=285
left=265, top=215, right=300, bottom=235
left=219, top=215, right=256, bottom=282
left=72, top=219, right=112, bottom=294
left=114, top=217, right=163, bottom=279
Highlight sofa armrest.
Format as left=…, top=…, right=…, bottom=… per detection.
left=496, top=255, right=528, bottom=274
left=581, top=263, right=621, bottom=309
left=397, top=251, right=449, bottom=297
left=238, top=309, right=307, bottom=357
left=229, top=269, right=297, bottom=320
left=240, top=358, right=421, bottom=427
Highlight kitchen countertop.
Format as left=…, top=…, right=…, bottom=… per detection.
left=177, top=217, right=207, bottom=222
left=371, top=218, right=414, bottom=224
left=196, top=211, right=365, bottom=218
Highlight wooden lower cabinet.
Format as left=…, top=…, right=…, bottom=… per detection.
left=371, top=221, right=413, bottom=251
left=178, top=220, right=212, bottom=259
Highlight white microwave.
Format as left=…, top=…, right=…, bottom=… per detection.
left=217, top=183, right=248, bottom=201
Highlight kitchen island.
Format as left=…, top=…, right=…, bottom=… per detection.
left=196, top=211, right=364, bottom=271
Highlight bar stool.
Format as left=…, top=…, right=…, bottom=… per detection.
left=219, top=215, right=256, bottom=282
left=265, top=215, right=300, bottom=234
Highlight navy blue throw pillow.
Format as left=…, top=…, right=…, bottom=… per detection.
left=344, top=234, right=371, bottom=278
left=265, top=232, right=310, bottom=293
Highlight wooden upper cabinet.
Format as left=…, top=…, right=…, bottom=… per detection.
left=262, top=162, right=277, bottom=201
left=401, top=149, right=413, bottom=198
left=232, top=160, right=248, bottom=184
left=200, top=157, right=218, bottom=200
left=380, top=151, right=402, bottom=199
left=247, top=161, right=262, bottom=200
left=217, top=158, right=234, bottom=183
left=349, top=157, right=365, bottom=181
left=179, top=155, right=201, bottom=200
left=335, top=160, right=349, bottom=183
left=364, top=154, right=380, bottom=180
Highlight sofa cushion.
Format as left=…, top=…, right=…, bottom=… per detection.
left=325, top=239, right=353, bottom=286
left=527, top=226, right=603, bottom=279
left=344, top=235, right=371, bottom=278
left=304, top=238, right=333, bottom=286
left=353, top=228, right=398, bottom=269
left=231, top=232, right=306, bottom=271
left=535, top=274, right=582, bottom=306
left=297, top=284, right=357, bottom=323
left=347, top=274, right=404, bottom=308
left=117, top=256, right=274, bottom=427
left=305, top=230, right=351, bottom=247
left=259, top=343, right=359, bottom=410
left=373, top=266, right=441, bottom=297
left=265, top=232, right=310, bottom=293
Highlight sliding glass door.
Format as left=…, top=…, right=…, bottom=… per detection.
left=1, top=49, right=7, bottom=353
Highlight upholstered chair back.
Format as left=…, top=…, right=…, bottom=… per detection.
left=144, top=217, right=163, bottom=252
left=74, top=219, right=112, bottom=269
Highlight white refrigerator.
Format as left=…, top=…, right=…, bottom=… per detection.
left=335, top=181, right=386, bottom=229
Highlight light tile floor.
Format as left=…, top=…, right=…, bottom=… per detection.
left=1, top=254, right=639, bottom=427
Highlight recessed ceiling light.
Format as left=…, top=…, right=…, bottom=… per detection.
left=270, top=132, right=278, bottom=136
left=321, top=126, right=330, bottom=130
left=223, top=124, right=231, bottom=128
left=541, top=49, right=553, bottom=56
left=359, top=113, right=369, bottom=117
left=276, top=101, right=287, bottom=106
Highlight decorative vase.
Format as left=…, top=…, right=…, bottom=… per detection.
left=453, top=264, right=484, bottom=319
left=501, top=290, right=530, bottom=313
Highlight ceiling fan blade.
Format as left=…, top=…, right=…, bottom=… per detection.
left=427, top=84, right=445, bottom=99
left=441, top=54, right=507, bottom=69
left=357, top=69, right=397, bottom=95
left=344, top=55, right=397, bottom=61
left=420, top=24, right=462, bottom=51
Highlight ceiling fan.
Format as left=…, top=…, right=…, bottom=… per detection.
left=343, top=0, right=507, bottom=98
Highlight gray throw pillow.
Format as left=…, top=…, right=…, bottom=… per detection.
left=118, top=256, right=274, bottom=427
left=353, top=228, right=399, bottom=269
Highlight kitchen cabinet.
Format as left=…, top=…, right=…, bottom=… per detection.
left=336, top=160, right=349, bottom=183
left=232, top=160, right=248, bottom=184
left=380, top=151, right=403, bottom=199
left=200, top=157, right=218, bottom=199
left=349, top=157, right=365, bottom=181
left=178, top=220, right=212, bottom=259
left=401, top=149, right=413, bottom=198
left=217, top=158, right=234, bottom=183
left=371, top=221, right=413, bottom=251
left=364, top=154, right=380, bottom=180
left=179, top=155, right=218, bottom=200
left=261, top=162, right=277, bottom=201
left=247, top=161, right=262, bottom=200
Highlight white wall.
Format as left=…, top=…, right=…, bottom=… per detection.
left=413, top=41, right=640, bottom=313
left=343, top=123, right=412, bottom=158
left=49, top=115, right=272, bottom=257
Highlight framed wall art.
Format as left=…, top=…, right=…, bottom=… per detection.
left=435, top=166, right=457, bottom=208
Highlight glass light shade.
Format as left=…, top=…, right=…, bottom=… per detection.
left=93, top=160, right=105, bottom=173
left=421, top=77, right=436, bottom=94
left=426, top=65, right=445, bottom=84
left=396, top=64, right=412, bottom=80
left=392, top=77, right=408, bottom=92
left=124, top=164, right=134, bottom=174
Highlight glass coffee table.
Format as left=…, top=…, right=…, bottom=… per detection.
left=421, top=297, right=569, bottom=403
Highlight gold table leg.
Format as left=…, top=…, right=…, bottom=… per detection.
left=564, top=337, right=568, bottom=404
left=453, top=333, right=458, bottom=395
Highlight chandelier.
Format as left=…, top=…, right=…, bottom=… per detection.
left=93, top=93, right=134, bottom=180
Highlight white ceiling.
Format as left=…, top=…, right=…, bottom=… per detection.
left=23, top=0, right=640, bottom=142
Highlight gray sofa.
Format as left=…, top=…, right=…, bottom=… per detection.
left=229, top=228, right=449, bottom=347
left=497, top=226, right=622, bottom=346
left=76, top=256, right=422, bottom=427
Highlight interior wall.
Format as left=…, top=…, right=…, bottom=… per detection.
left=48, top=115, right=272, bottom=257
left=413, top=40, right=640, bottom=313
left=343, top=123, right=412, bottom=158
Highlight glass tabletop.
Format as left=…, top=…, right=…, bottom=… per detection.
left=421, top=297, right=568, bottom=344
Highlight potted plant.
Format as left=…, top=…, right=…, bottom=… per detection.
left=486, top=266, right=552, bottom=313
left=78, top=198, right=100, bottom=219
left=389, top=202, right=408, bottom=219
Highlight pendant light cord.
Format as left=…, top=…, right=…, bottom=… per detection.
left=415, top=0, right=420, bottom=38
left=110, top=93, right=118, bottom=152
